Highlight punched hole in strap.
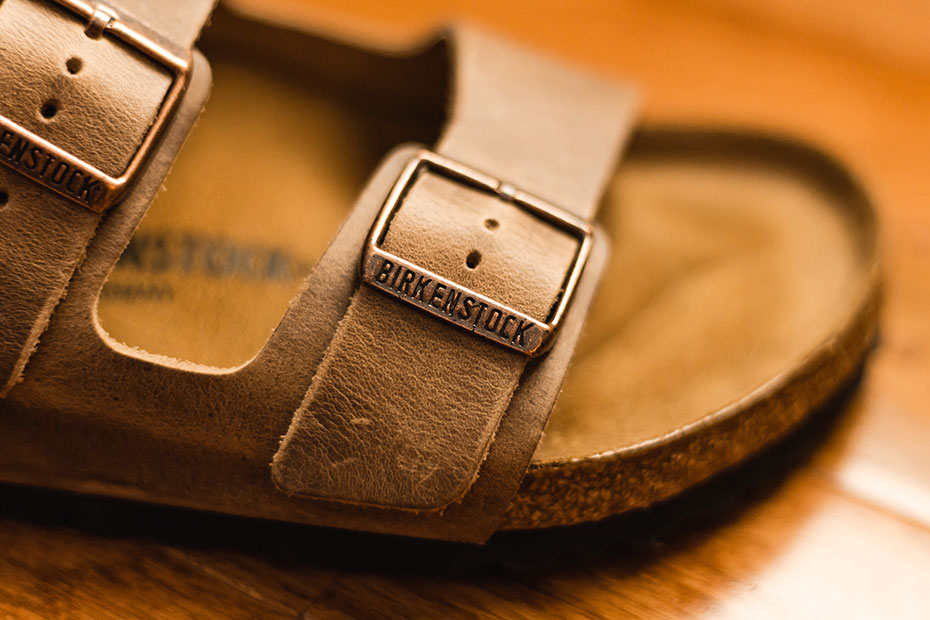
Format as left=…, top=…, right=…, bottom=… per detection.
left=39, top=100, right=59, bottom=120
left=465, top=249, right=482, bottom=269
left=66, top=56, right=83, bottom=75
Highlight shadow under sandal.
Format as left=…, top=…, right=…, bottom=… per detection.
left=0, top=0, right=880, bottom=542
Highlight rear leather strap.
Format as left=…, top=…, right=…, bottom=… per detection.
left=0, top=0, right=216, bottom=395
left=272, top=26, right=637, bottom=539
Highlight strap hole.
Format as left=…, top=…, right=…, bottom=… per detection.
left=66, top=57, right=83, bottom=75
left=465, top=250, right=482, bottom=269
left=0, top=190, right=8, bottom=206
left=484, top=218, right=499, bottom=231
left=40, top=100, right=59, bottom=120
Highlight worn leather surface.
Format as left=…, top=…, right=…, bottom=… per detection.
left=0, top=0, right=215, bottom=395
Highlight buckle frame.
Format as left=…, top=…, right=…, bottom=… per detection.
left=0, top=0, right=191, bottom=213
left=361, top=149, right=593, bottom=357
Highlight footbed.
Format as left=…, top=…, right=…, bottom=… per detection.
left=95, top=42, right=875, bottom=469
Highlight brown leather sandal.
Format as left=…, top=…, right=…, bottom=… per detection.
left=0, top=0, right=880, bottom=542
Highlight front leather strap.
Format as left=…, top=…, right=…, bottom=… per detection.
left=272, top=25, right=636, bottom=540
left=0, top=0, right=216, bottom=395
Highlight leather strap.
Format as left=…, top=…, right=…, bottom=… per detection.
left=439, top=27, right=633, bottom=218
left=272, top=26, right=637, bottom=537
left=0, top=0, right=215, bottom=395
left=114, top=0, right=216, bottom=48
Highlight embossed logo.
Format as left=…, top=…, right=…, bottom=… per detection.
left=362, top=251, right=548, bottom=354
left=0, top=126, right=106, bottom=208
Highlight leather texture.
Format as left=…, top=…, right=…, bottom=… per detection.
left=271, top=26, right=636, bottom=523
left=0, top=0, right=215, bottom=395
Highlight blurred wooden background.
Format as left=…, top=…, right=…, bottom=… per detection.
left=2, top=0, right=929, bottom=618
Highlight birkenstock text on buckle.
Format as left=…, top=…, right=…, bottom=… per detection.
left=360, top=150, right=593, bottom=357
left=0, top=0, right=191, bottom=213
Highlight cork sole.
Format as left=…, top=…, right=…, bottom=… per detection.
left=92, top=25, right=880, bottom=529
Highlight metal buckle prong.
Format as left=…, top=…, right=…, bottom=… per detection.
left=84, top=4, right=115, bottom=39
left=361, top=150, right=593, bottom=357
left=0, top=0, right=191, bottom=213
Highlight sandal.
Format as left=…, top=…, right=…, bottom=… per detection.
left=0, top=0, right=880, bottom=542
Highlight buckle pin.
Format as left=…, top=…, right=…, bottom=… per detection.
left=84, top=4, right=116, bottom=39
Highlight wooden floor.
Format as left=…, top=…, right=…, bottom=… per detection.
left=2, top=0, right=930, bottom=618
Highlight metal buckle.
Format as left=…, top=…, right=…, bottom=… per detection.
left=0, top=0, right=191, bottom=213
left=361, top=150, right=593, bottom=357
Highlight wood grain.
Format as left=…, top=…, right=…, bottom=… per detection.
left=2, top=0, right=929, bottom=617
